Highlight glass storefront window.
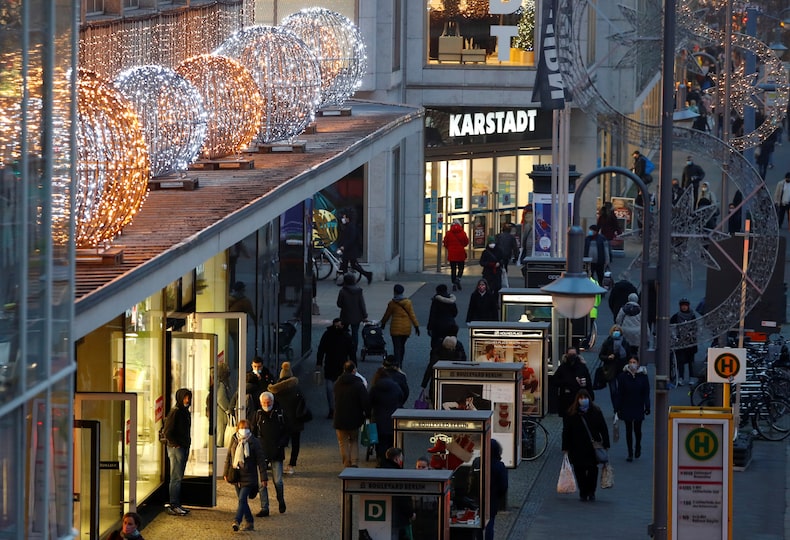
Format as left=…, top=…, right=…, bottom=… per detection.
left=427, top=0, right=535, bottom=66
left=255, top=0, right=357, bottom=25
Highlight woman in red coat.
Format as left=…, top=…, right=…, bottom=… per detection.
left=443, top=221, right=469, bottom=291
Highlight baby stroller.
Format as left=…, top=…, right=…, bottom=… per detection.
left=360, top=321, right=387, bottom=362
left=275, top=321, right=297, bottom=361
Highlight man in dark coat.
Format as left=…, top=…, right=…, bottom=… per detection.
left=337, top=211, right=373, bottom=284
left=427, top=283, right=458, bottom=349
left=267, top=361, right=310, bottom=474
left=333, top=361, right=370, bottom=467
left=316, top=318, right=356, bottom=418
left=553, top=351, right=594, bottom=417
left=369, top=368, right=405, bottom=464
left=252, top=391, right=289, bottom=516
left=583, top=224, right=610, bottom=285
left=163, top=388, right=192, bottom=515
left=337, top=272, right=368, bottom=354
left=494, top=223, right=519, bottom=271
left=382, top=355, right=410, bottom=405
left=245, top=356, right=274, bottom=416
left=681, top=156, right=705, bottom=206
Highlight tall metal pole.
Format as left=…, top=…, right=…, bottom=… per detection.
left=652, top=0, right=677, bottom=537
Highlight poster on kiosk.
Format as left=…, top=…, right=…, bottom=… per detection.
left=466, top=321, right=549, bottom=418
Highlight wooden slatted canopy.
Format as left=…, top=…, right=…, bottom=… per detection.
left=74, top=100, right=423, bottom=338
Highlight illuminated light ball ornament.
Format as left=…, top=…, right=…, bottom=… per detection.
left=176, top=54, right=264, bottom=159
left=114, top=65, right=207, bottom=177
left=281, top=8, right=367, bottom=108
left=215, top=26, right=321, bottom=143
left=73, top=69, right=150, bottom=248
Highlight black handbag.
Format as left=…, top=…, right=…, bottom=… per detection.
left=592, top=366, right=607, bottom=390
left=226, top=466, right=241, bottom=484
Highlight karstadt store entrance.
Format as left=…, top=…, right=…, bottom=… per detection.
left=423, top=106, right=553, bottom=269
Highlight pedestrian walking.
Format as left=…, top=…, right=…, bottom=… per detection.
left=485, top=439, right=509, bottom=540
left=267, top=361, right=311, bottom=475
left=421, top=334, right=467, bottom=404
left=596, top=203, right=621, bottom=243
left=479, top=236, right=504, bottom=293
left=562, top=389, right=610, bottom=502
left=427, top=283, right=458, bottom=350
left=224, top=419, right=267, bottom=532
left=773, top=172, right=790, bottom=229
left=669, top=297, right=698, bottom=386
left=495, top=223, right=519, bottom=273
left=583, top=224, right=610, bottom=285
left=553, top=349, right=593, bottom=417
left=336, top=272, right=368, bottom=354
left=333, top=361, right=370, bottom=467
left=252, top=392, right=289, bottom=517
left=316, top=318, right=356, bottom=418
left=614, top=356, right=650, bottom=462
left=466, top=278, right=499, bottom=323
left=444, top=220, right=469, bottom=291
left=244, top=356, right=274, bottom=416
left=107, top=512, right=145, bottom=540
left=369, top=367, right=405, bottom=464
left=598, top=325, right=631, bottom=404
left=608, top=279, right=638, bottom=321
left=336, top=211, right=373, bottom=284
left=682, top=156, right=705, bottom=206
left=162, top=388, right=192, bottom=516
left=381, top=354, right=410, bottom=405
left=380, top=284, right=420, bottom=367
left=615, top=293, right=642, bottom=355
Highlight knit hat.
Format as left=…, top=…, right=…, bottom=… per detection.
left=394, top=284, right=405, bottom=295
left=436, top=284, right=448, bottom=295
left=279, top=361, right=293, bottom=380
left=487, top=235, right=496, bottom=244
left=628, top=293, right=639, bottom=303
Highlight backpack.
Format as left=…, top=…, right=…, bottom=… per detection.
left=643, top=157, right=655, bottom=174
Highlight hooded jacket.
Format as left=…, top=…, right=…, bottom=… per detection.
left=316, top=325, right=356, bottom=381
left=337, top=281, right=367, bottom=325
left=164, top=388, right=192, bottom=448
left=616, top=299, right=642, bottom=346
left=369, top=376, right=404, bottom=437
left=443, top=222, right=469, bottom=262
left=333, top=371, right=370, bottom=431
left=427, top=293, right=458, bottom=339
left=268, top=376, right=308, bottom=433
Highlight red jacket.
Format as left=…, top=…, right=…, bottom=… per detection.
left=443, top=223, right=469, bottom=262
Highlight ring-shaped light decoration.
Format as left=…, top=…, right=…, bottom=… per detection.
left=215, top=25, right=321, bottom=143
left=114, top=65, right=207, bottom=177
left=73, top=69, right=150, bottom=248
left=281, top=8, right=367, bottom=108
left=176, top=54, right=264, bottom=159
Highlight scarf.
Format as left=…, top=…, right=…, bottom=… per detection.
left=233, top=431, right=251, bottom=469
left=392, top=294, right=405, bottom=301
left=613, top=336, right=626, bottom=359
left=674, top=309, right=695, bottom=323
left=120, top=532, right=141, bottom=539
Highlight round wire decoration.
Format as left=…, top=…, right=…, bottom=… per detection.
left=215, top=25, right=322, bottom=143
left=281, top=7, right=367, bottom=108
left=74, top=69, right=150, bottom=248
left=176, top=54, right=264, bottom=159
left=114, top=65, right=207, bottom=177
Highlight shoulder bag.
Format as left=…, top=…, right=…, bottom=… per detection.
left=581, top=415, right=608, bottom=463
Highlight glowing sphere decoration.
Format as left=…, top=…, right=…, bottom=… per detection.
left=215, top=26, right=322, bottom=143
left=114, top=65, right=208, bottom=177
left=73, top=70, right=150, bottom=248
left=281, top=8, right=367, bottom=108
left=176, top=54, right=264, bottom=159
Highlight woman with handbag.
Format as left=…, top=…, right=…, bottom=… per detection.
left=613, top=355, right=650, bottom=462
left=561, top=389, right=610, bottom=502
left=598, top=325, right=631, bottom=404
left=224, top=419, right=267, bottom=532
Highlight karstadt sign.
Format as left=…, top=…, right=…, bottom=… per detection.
left=449, top=109, right=539, bottom=137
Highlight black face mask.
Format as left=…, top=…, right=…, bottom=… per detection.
left=566, top=354, right=578, bottom=364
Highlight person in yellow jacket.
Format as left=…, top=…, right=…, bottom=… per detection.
left=380, top=284, right=420, bottom=368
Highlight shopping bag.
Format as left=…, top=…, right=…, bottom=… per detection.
left=360, top=422, right=379, bottom=446
left=224, top=412, right=237, bottom=448
left=600, top=462, right=615, bottom=489
left=557, top=454, right=578, bottom=494
left=414, top=389, right=430, bottom=409
left=500, top=267, right=510, bottom=288
left=612, top=413, right=620, bottom=443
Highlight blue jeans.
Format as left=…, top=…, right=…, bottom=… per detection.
left=166, top=446, right=188, bottom=506
left=234, top=484, right=255, bottom=525
left=391, top=335, right=409, bottom=367
left=259, top=460, right=284, bottom=511
left=324, top=378, right=336, bottom=413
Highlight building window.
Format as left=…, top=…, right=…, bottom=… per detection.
left=85, top=0, right=104, bottom=16
left=123, top=0, right=139, bottom=10
left=255, top=0, right=357, bottom=25
left=392, top=0, right=401, bottom=71
left=427, top=0, right=535, bottom=66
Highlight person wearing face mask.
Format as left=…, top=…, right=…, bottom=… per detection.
left=252, top=391, right=289, bottom=517
left=670, top=177, right=683, bottom=205
left=224, top=419, right=267, bottom=532
left=465, top=278, right=499, bottom=323
left=773, top=172, right=790, bottom=229
left=479, top=235, right=504, bottom=293
left=107, top=512, right=144, bottom=539
left=598, top=325, right=631, bottom=404
left=614, top=356, right=651, bottom=461
left=562, top=389, right=610, bottom=501
left=336, top=211, right=373, bottom=284
left=681, top=156, right=705, bottom=206
left=162, top=388, right=193, bottom=516
left=553, top=349, right=594, bottom=418
left=669, top=298, right=698, bottom=386
left=695, top=181, right=719, bottom=228
left=615, top=293, right=642, bottom=356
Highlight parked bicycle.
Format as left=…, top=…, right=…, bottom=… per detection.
left=521, top=415, right=549, bottom=461
left=313, top=240, right=341, bottom=281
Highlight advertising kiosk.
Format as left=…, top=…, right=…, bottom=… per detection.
left=392, top=409, right=492, bottom=539
left=339, top=467, right=454, bottom=540
left=432, top=360, right=523, bottom=467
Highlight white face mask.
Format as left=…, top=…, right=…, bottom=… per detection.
left=488, top=243, right=496, bottom=249
left=239, top=428, right=251, bottom=438
left=341, top=217, right=348, bottom=224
